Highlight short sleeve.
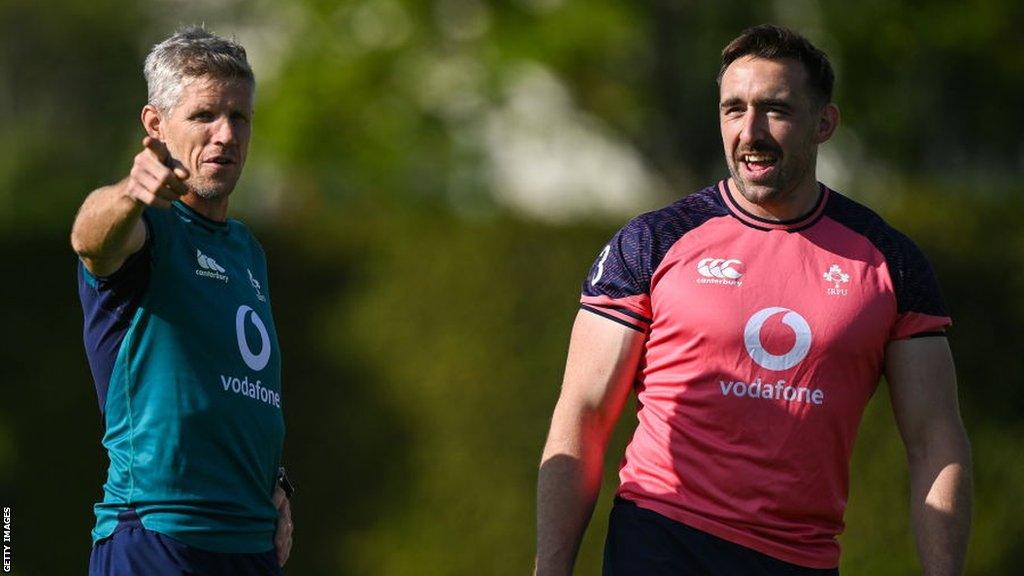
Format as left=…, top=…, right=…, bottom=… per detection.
left=580, top=219, right=654, bottom=333
left=888, top=234, right=952, bottom=340
left=77, top=211, right=157, bottom=411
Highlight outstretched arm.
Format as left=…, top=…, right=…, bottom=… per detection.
left=535, top=310, right=645, bottom=576
left=886, top=336, right=972, bottom=576
left=71, top=137, right=188, bottom=277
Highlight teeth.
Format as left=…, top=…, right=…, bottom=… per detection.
left=744, top=154, right=774, bottom=163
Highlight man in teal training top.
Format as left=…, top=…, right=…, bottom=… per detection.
left=72, top=26, right=293, bottom=575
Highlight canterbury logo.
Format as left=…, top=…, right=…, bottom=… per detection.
left=697, top=258, right=743, bottom=280
left=197, top=249, right=227, bottom=273
left=195, top=248, right=229, bottom=283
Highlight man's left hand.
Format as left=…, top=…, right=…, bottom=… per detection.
left=273, top=485, right=293, bottom=567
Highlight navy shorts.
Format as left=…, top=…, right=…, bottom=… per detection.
left=89, top=514, right=282, bottom=576
left=603, top=498, right=839, bottom=576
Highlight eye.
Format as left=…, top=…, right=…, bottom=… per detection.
left=191, top=110, right=214, bottom=122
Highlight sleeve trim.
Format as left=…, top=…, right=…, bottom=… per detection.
left=908, top=331, right=947, bottom=339
left=608, top=306, right=652, bottom=325
left=580, top=305, right=647, bottom=333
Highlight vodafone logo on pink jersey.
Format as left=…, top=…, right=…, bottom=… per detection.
left=720, top=308, right=824, bottom=406
left=743, top=307, right=812, bottom=371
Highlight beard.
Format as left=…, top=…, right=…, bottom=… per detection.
left=727, top=158, right=788, bottom=205
left=727, top=144, right=816, bottom=209
left=189, top=176, right=236, bottom=200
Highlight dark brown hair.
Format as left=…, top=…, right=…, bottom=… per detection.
left=718, top=24, right=834, bottom=105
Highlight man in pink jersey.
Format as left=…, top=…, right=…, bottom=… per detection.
left=535, top=24, right=972, bottom=576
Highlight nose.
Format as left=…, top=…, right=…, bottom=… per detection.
left=211, top=116, right=237, bottom=146
left=739, top=108, right=769, bottom=146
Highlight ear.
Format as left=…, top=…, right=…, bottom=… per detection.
left=815, top=103, right=840, bottom=144
left=141, top=104, right=163, bottom=139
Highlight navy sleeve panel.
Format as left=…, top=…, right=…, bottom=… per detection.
left=824, top=191, right=950, bottom=318
left=78, top=213, right=155, bottom=413
left=581, top=185, right=729, bottom=299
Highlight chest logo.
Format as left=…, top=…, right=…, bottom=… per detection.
left=195, top=249, right=229, bottom=283
left=823, top=264, right=850, bottom=296
left=696, top=257, right=743, bottom=286
left=743, top=307, right=812, bottom=371
left=236, top=305, right=271, bottom=371
left=248, top=268, right=267, bottom=302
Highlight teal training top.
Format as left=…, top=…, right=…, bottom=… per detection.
left=77, top=201, right=284, bottom=553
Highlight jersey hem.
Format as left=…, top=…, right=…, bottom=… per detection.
left=621, top=495, right=840, bottom=570
left=140, top=516, right=275, bottom=554
left=92, top=516, right=274, bottom=554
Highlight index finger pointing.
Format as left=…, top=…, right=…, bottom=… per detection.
left=170, top=157, right=190, bottom=182
left=143, top=136, right=170, bottom=164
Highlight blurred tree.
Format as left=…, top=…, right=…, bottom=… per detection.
left=1, top=0, right=1022, bottom=574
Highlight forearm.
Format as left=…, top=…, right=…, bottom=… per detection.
left=535, top=403, right=611, bottom=576
left=908, top=424, right=972, bottom=576
left=535, top=310, right=643, bottom=574
left=71, top=180, right=144, bottom=268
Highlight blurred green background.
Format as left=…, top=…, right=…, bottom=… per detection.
left=1, top=0, right=1022, bottom=574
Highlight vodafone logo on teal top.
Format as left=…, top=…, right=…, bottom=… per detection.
left=236, top=305, right=271, bottom=371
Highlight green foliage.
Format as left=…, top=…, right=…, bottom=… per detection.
left=2, top=0, right=1023, bottom=574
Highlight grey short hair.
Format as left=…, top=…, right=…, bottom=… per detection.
left=144, top=25, right=254, bottom=113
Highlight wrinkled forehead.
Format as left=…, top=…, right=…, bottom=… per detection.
left=180, top=74, right=253, bottom=97
left=173, top=75, right=254, bottom=110
left=719, top=56, right=812, bottom=104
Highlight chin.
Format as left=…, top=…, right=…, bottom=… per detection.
left=192, top=185, right=234, bottom=200
left=732, top=178, right=779, bottom=205
left=743, top=183, right=782, bottom=203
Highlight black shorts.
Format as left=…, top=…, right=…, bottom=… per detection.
left=603, top=498, right=839, bottom=576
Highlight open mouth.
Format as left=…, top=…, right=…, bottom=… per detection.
left=740, top=152, right=778, bottom=178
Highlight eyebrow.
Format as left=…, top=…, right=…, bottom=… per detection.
left=720, top=96, right=795, bottom=107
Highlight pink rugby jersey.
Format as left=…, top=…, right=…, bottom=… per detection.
left=580, top=180, right=951, bottom=569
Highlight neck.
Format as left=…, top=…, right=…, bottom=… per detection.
left=180, top=193, right=229, bottom=222
left=727, top=177, right=821, bottom=222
